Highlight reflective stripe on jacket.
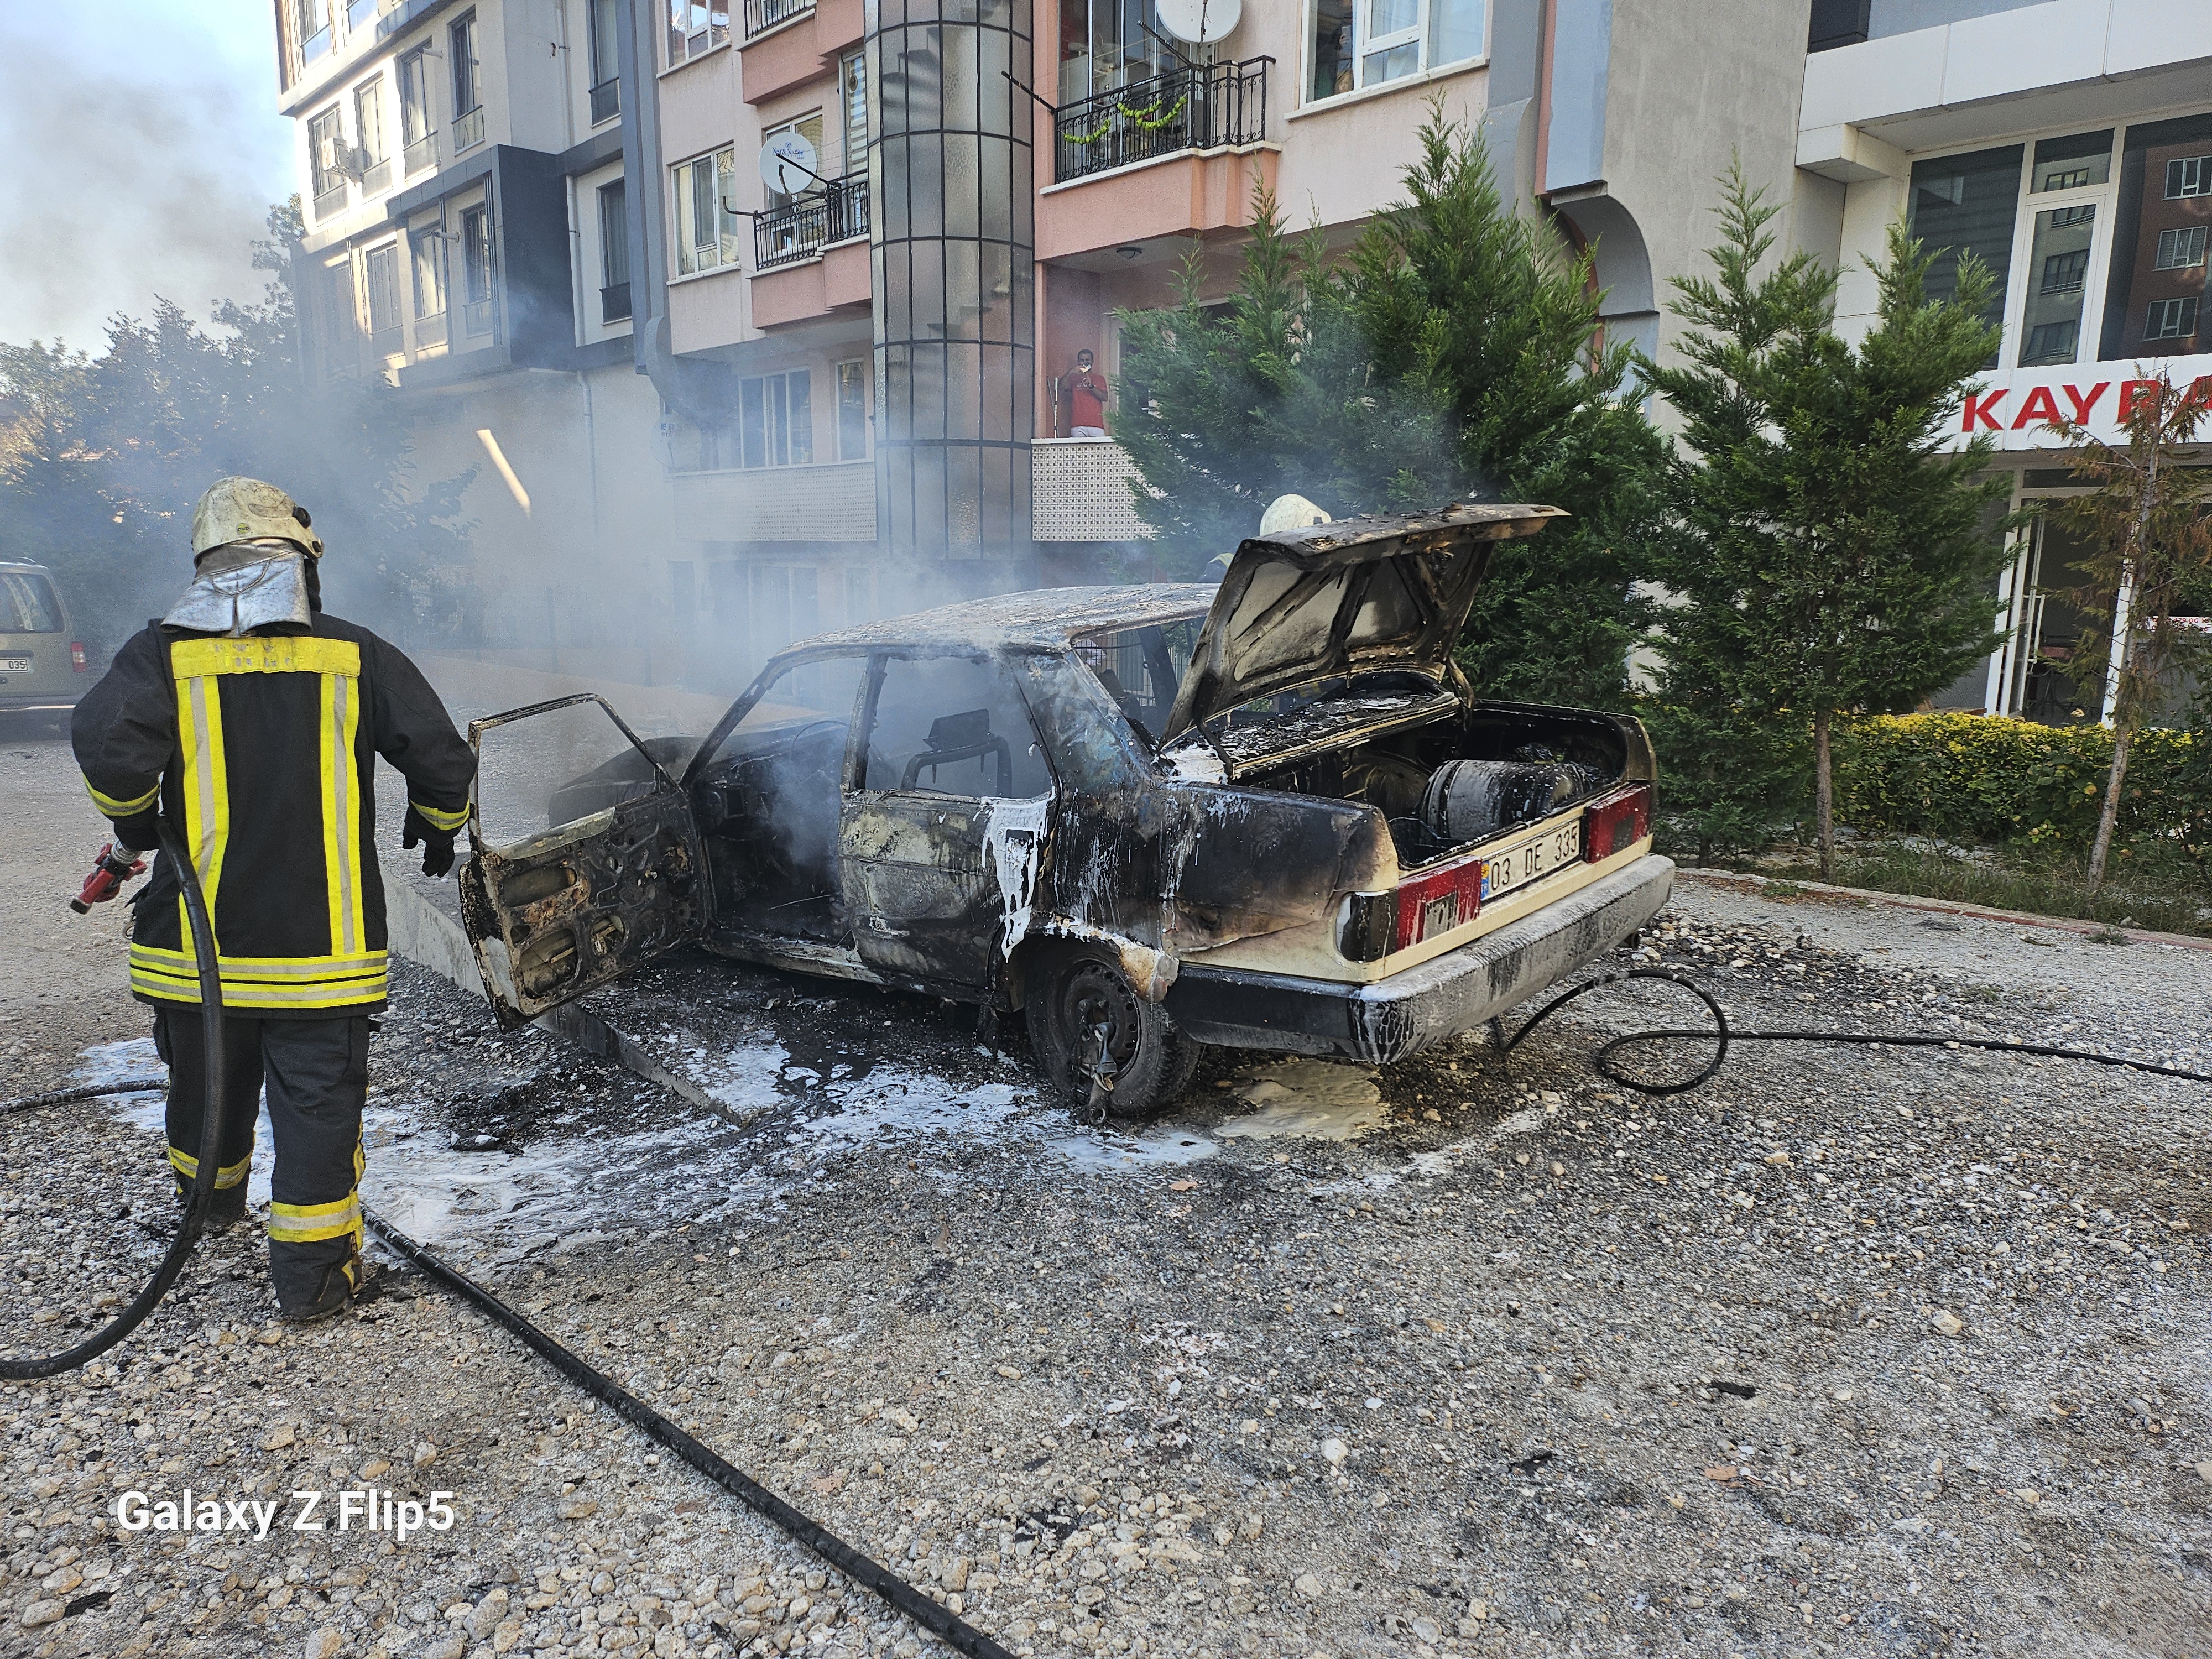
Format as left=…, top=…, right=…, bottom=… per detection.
left=71, top=615, right=475, bottom=1016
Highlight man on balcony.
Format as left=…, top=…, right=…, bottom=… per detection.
left=1062, top=349, right=1110, bottom=439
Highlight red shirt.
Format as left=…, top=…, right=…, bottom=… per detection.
left=1066, top=368, right=1108, bottom=429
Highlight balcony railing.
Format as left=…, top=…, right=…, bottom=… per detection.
left=743, top=0, right=812, bottom=37
left=462, top=298, right=496, bottom=337
left=601, top=281, right=632, bottom=324
left=1053, top=56, right=1270, bottom=185
left=453, top=106, right=485, bottom=154
left=359, top=156, right=391, bottom=195
left=753, top=175, right=869, bottom=270
left=414, top=311, right=448, bottom=351
left=589, top=76, right=620, bottom=124
left=403, top=130, right=439, bottom=176
left=312, top=184, right=348, bottom=222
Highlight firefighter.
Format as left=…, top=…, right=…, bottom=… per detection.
left=71, top=477, right=476, bottom=1323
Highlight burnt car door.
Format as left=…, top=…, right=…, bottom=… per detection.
left=838, top=649, right=1056, bottom=989
left=457, top=694, right=707, bottom=1027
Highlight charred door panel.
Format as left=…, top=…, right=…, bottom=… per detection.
left=459, top=693, right=707, bottom=1028
left=838, top=795, right=1002, bottom=986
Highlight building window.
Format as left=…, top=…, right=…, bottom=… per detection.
left=839, top=49, right=867, bottom=177
left=399, top=46, right=437, bottom=175
left=364, top=243, right=404, bottom=354
left=1906, top=144, right=2022, bottom=365
left=2017, top=205, right=2095, bottom=367
left=2145, top=296, right=2200, bottom=342
left=671, top=148, right=741, bottom=275
left=296, top=0, right=332, bottom=66
left=411, top=224, right=447, bottom=321
left=2098, top=112, right=2212, bottom=361
left=588, top=0, right=622, bottom=123
left=353, top=78, right=390, bottom=195
left=739, top=371, right=812, bottom=468
left=1060, top=0, right=1172, bottom=104
left=2030, top=130, right=2111, bottom=194
left=460, top=204, right=495, bottom=335
left=666, top=0, right=730, bottom=65
left=748, top=565, right=820, bottom=665
left=309, top=107, right=348, bottom=221
left=2157, top=225, right=2209, bottom=270
left=598, top=181, right=632, bottom=324
left=451, top=13, right=484, bottom=153
left=837, top=359, right=868, bottom=459
left=1307, top=0, right=1483, bottom=102
left=316, top=258, right=358, bottom=370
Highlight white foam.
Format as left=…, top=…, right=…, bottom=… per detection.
left=1217, top=1057, right=1388, bottom=1141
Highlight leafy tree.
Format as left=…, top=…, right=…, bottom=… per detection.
left=1114, top=109, right=1661, bottom=706
left=2042, top=369, right=2212, bottom=890
left=0, top=199, right=473, bottom=656
left=1644, top=170, right=2014, bottom=877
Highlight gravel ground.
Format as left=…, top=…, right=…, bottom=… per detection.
left=5, top=711, right=2210, bottom=1659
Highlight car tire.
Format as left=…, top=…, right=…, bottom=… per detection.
left=1030, top=947, right=1201, bottom=1121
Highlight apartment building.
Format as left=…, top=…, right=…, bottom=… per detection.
left=279, top=0, right=674, bottom=679
left=1797, top=0, right=2211, bottom=720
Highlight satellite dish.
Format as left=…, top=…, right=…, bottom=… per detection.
left=1156, top=0, right=1239, bottom=45
left=759, top=130, right=821, bottom=196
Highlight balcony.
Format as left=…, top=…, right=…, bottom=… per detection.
left=671, top=459, right=876, bottom=543
left=743, top=0, right=812, bottom=36
left=1031, top=439, right=1152, bottom=542
left=1053, top=57, right=1270, bottom=186
left=313, top=184, right=348, bottom=222
left=404, top=130, right=439, bottom=177
left=462, top=298, right=496, bottom=337
left=454, top=106, right=485, bottom=154
left=359, top=156, right=391, bottom=195
left=414, top=310, right=448, bottom=351
left=601, top=281, right=632, bottom=324
left=754, top=176, right=869, bottom=271
left=589, top=76, right=619, bottom=125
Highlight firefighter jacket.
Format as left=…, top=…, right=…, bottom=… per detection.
left=71, top=615, right=475, bottom=1017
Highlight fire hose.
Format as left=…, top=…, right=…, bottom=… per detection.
left=0, top=826, right=1015, bottom=1658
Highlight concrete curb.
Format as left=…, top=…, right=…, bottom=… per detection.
left=1673, top=866, right=2212, bottom=953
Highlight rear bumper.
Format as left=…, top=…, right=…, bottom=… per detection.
left=1165, top=854, right=1674, bottom=1064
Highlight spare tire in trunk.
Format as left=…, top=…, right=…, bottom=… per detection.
left=1420, top=758, right=1593, bottom=847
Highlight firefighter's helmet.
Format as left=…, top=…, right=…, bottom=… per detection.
left=189, top=477, right=324, bottom=561
left=1259, top=493, right=1332, bottom=535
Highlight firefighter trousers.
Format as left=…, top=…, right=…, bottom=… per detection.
left=153, top=1009, right=369, bottom=1312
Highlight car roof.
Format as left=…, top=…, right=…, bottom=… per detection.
left=782, top=582, right=1219, bottom=656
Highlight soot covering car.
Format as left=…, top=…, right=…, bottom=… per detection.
left=457, top=504, right=1674, bottom=1117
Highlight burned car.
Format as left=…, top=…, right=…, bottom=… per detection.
left=457, top=504, right=1673, bottom=1117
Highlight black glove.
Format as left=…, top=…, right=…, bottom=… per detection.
left=403, top=805, right=459, bottom=878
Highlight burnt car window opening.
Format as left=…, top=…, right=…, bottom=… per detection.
left=862, top=655, right=1052, bottom=799
left=696, top=653, right=868, bottom=944
left=1071, top=618, right=1199, bottom=747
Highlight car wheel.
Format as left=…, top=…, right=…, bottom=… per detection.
left=1030, top=948, right=1200, bottom=1121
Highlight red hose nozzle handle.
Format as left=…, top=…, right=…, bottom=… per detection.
left=70, top=842, right=146, bottom=915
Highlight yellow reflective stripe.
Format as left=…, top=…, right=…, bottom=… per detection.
left=169, top=637, right=361, bottom=679
left=130, top=972, right=389, bottom=1010
left=167, top=1144, right=253, bottom=1188
left=85, top=776, right=160, bottom=817
left=268, top=1192, right=362, bottom=1243
left=321, top=670, right=364, bottom=956
left=175, top=668, right=230, bottom=923
left=129, top=944, right=388, bottom=979
left=410, top=798, right=469, bottom=832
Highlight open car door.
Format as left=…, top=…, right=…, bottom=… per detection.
left=457, top=693, right=707, bottom=1029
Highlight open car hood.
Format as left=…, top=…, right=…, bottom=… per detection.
left=1160, top=502, right=1567, bottom=743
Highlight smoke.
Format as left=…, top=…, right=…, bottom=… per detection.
left=0, top=7, right=291, bottom=343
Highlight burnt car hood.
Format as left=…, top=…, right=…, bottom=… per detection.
left=1160, top=502, right=1567, bottom=743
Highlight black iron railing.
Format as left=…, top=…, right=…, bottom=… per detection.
left=743, top=0, right=812, bottom=36
left=1053, top=56, right=1270, bottom=186
left=589, top=76, right=619, bottom=124
left=753, top=174, right=870, bottom=270
left=601, top=281, right=632, bottom=324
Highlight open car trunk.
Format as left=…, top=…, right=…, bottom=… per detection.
left=1157, top=503, right=1653, bottom=935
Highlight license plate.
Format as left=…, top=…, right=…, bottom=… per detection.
left=1481, top=820, right=1582, bottom=901
left=0, top=656, right=29, bottom=673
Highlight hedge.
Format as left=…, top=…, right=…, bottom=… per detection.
left=1834, top=712, right=2209, bottom=852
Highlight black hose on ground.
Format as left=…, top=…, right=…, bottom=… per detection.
left=1, top=820, right=228, bottom=1380
left=1496, top=967, right=2212, bottom=1092
left=364, top=1207, right=1018, bottom=1659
